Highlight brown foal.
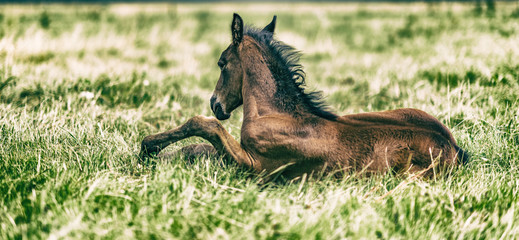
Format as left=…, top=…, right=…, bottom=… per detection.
left=140, top=14, right=468, bottom=179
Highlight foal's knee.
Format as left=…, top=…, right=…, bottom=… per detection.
left=187, top=115, right=223, bottom=134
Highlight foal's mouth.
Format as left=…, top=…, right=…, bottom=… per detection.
left=213, top=104, right=231, bottom=120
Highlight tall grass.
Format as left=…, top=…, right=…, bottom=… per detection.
left=1, top=3, right=519, bottom=239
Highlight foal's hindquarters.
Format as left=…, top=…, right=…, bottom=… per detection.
left=333, top=124, right=462, bottom=177
left=329, top=109, right=466, bottom=177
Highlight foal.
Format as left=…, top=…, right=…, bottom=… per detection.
left=140, top=14, right=468, bottom=178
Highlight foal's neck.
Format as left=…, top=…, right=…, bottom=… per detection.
left=241, top=61, right=280, bottom=120
left=241, top=47, right=306, bottom=121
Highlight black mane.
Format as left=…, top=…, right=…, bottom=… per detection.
left=244, top=27, right=338, bottom=121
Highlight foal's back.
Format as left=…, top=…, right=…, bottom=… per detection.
left=332, top=108, right=467, bottom=175
left=339, top=108, right=455, bottom=143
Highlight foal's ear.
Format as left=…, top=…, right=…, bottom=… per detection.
left=262, top=15, right=277, bottom=33
left=231, top=13, right=244, bottom=46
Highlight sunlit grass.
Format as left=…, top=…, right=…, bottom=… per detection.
left=1, top=2, right=519, bottom=239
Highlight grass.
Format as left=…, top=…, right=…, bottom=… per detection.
left=1, top=2, right=519, bottom=239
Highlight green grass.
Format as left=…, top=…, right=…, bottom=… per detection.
left=1, top=2, right=519, bottom=239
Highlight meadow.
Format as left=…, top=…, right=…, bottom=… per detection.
left=1, top=2, right=519, bottom=239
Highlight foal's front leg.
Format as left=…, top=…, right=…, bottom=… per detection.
left=139, top=116, right=259, bottom=170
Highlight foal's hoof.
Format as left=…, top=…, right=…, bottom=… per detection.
left=139, top=142, right=160, bottom=162
left=138, top=150, right=153, bottom=164
left=138, top=150, right=151, bottom=160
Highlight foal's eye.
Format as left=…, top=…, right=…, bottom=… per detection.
left=218, top=60, right=226, bottom=69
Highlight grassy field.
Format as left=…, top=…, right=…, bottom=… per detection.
left=1, top=2, right=519, bottom=239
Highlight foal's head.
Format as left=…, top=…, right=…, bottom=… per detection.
left=210, top=13, right=276, bottom=120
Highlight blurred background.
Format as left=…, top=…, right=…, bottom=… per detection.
left=1, top=1, right=518, bottom=116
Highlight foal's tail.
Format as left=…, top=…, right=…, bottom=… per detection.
left=454, top=145, right=470, bottom=165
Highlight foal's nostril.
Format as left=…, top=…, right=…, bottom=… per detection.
left=214, top=102, right=223, bottom=114
left=210, top=95, right=217, bottom=112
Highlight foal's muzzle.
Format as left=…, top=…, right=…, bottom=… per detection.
left=210, top=95, right=231, bottom=120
